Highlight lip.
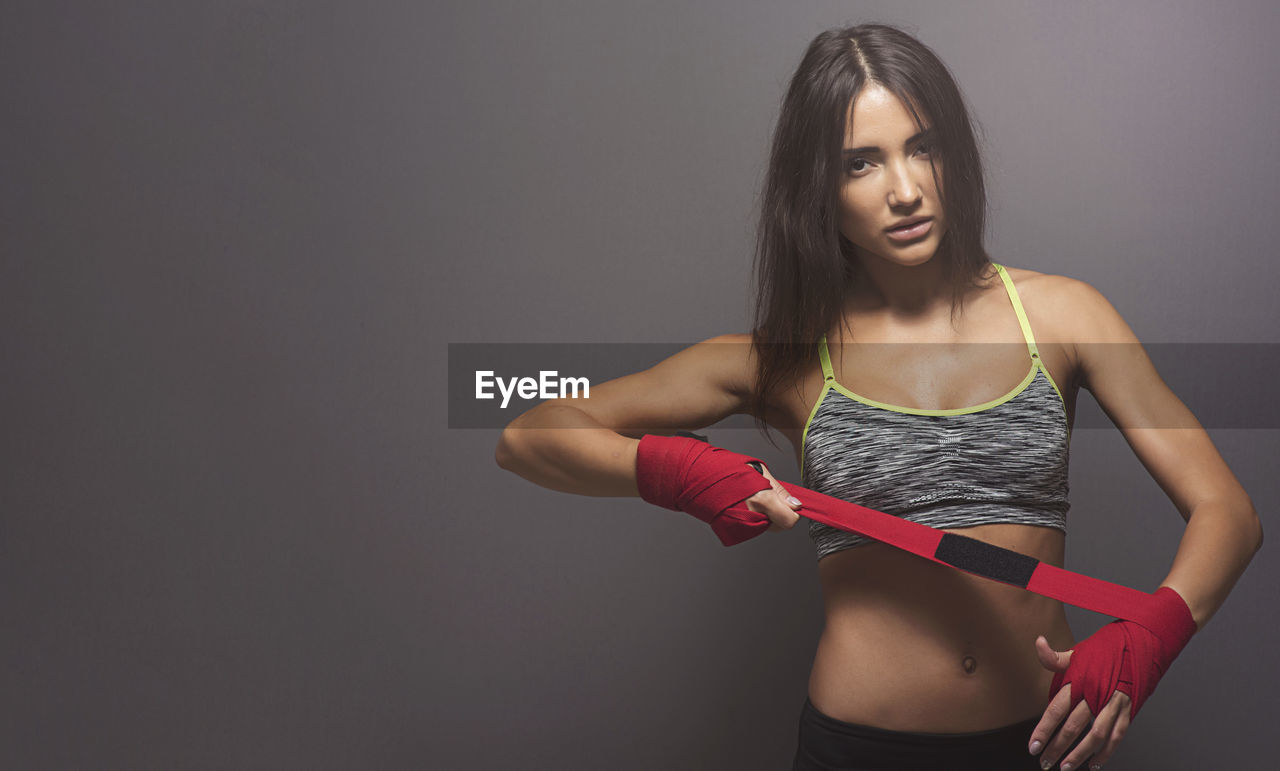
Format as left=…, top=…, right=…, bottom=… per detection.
left=885, top=216, right=933, bottom=241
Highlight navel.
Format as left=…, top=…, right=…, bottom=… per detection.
left=961, top=655, right=978, bottom=674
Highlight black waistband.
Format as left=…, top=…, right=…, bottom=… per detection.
left=801, top=697, right=1039, bottom=748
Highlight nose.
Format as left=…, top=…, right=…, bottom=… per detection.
left=886, top=159, right=923, bottom=208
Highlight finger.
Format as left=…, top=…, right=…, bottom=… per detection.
left=1028, top=678, right=1074, bottom=756
left=746, top=487, right=801, bottom=531
left=1040, top=699, right=1095, bottom=771
left=1086, top=692, right=1131, bottom=769
left=757, top=461, right=798, bottom=509
left=743, top=463, right=802, bottom=531
left=746, top=460, right=780, bottom=490
left=1057, top=692, right=1125, bottom=771
left=1035, top=635, right=1072, bottom=672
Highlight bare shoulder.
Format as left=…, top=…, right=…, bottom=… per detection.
left=998, top=266, right=1135, bottom=344
left=996, top=265, right=1142, bottom=399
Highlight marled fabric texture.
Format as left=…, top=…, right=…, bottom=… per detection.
left=802, top=366, right=1070, bottom=560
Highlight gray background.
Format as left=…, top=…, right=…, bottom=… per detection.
left=4, top=1, right=1277, bottom=769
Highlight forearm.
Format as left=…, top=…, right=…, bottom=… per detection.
left=495, top=403, right=642, bottom=497
left=1157, top=495, right=1263, bottom=630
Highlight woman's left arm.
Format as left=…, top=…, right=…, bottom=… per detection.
left=1066, top=278, right=1263, bottom=627
left=1030, top=277, right=1263, bottom=771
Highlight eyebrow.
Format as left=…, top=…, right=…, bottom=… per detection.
left=843, top=128, right=933, bottom=156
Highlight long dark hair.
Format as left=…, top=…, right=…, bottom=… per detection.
left=747, top=23, right=993, bottom=442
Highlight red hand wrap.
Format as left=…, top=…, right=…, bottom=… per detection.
left=1050, top=585, right=1196, bottom=721
left=634, top=434, right=774, bottom=546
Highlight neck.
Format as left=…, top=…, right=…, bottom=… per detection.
left=847, top=252, right=953, bottom=318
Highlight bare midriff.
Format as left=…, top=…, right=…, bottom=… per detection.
left=807, top=522, right=1075, bottom=733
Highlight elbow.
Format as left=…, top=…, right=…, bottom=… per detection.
left=496, top=403, right=562, bottom=473
left=1240, top=494, right=1264, bottom=553
left=495, top=427, right=520, bottom=472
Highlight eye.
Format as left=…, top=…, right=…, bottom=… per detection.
left=844, top=144, right=935, bottom=177
left=844, top=157, right=870, bottom=176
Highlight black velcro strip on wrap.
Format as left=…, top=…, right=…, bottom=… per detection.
left=934, top=533, right=1038, bottom=587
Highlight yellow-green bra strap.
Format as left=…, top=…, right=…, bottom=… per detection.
left=818, top=334, right=835, bottom=381
left=993, top=263, right=1042, bottom=360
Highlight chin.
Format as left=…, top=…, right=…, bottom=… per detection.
left=884, top=249, right=938, bottom=268
left=886, top=234, right=945, bottom=266
left=851, top=234, right=944, bottom=268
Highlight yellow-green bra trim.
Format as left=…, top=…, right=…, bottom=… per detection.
left=800, top=263, right=1070, bottom=478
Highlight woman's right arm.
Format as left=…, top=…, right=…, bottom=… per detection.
left=493, top=334, right=756, bottom=498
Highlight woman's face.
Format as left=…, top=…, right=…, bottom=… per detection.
left=838, top=84, right=947, bottom=268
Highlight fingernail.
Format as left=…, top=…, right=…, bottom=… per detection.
left=1029, top=740, right=1042, bottom=754
left=1090, top=764, right=1102, bottom=771
left=1062, top=763, right=1074, bottom=771
left=1040, top=761, right=1051, bottom=770
left=788, top=496, right=802, bottom=506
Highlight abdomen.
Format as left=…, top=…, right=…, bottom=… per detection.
left=807, top=524, right=1075, bottom=732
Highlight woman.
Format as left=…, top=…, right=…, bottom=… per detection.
left=495, top=24, right=1261, bottom=771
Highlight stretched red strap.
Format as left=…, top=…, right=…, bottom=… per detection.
left=729, top=480, right=1194, bottom=638
left=634, top=434, right=1193, bottom=638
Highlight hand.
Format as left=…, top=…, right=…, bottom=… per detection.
left=634, top=434, right=800, bottom=545
left=742, top=460, right=804, bottom=533
left=1029, top=635, right=1125, bottom=771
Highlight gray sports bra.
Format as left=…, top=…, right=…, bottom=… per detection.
left=800, top=263, right=1071, bottom=560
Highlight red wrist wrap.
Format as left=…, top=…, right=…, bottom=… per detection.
left=1050, top=586, right=1195, bottom=721
left=634, top=434, right=774, bottom=546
